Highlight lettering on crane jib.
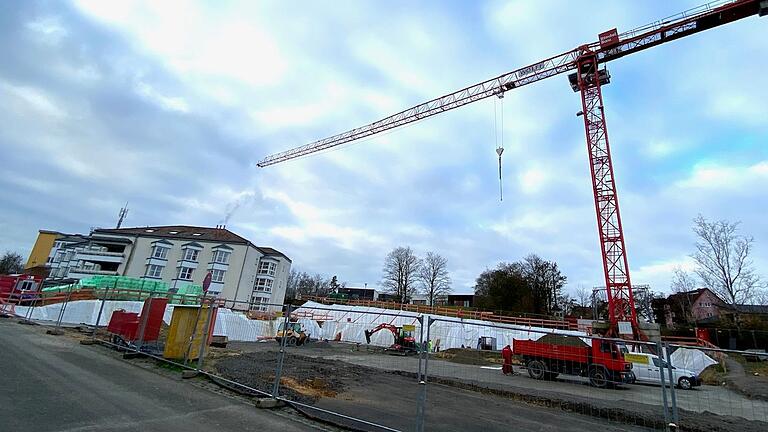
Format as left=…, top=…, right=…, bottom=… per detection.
left=516, top=61, right=546, bottom=79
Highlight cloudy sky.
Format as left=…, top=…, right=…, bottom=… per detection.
left=1, top=1, right=766, bottom=296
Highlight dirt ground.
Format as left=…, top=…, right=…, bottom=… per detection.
left=214, top=342, right=768, bottom=432
left=215, top=351, right=370, bottom=404
left=725, top=357, right=768, bottom=401
left=434, top=348, right=510, bottom=366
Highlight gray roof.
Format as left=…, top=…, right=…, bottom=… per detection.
left=733, top=304, right=768, bottom=314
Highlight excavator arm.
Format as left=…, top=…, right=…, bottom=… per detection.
left=364, top=323, right=400, bottom=344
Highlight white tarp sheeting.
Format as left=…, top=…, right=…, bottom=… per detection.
left=669, top=347, right=718, bottom=375
left=15, top=300, right=279, bottom=342
left=16, top=300, right=587, bottom=348
left=294, top=301, right=587, bottom=350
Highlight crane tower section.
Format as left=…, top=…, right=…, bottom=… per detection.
left=572, top=56, right=637, bottom=330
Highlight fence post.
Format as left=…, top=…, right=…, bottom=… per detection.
left=183, top=295, right=207, bottom=366
left=663, top=342, right=680, bottom=426
left=55, top=289, right=73, bottom=329
left=134, top=293, right=152, bottom=353
left=415, top=314, right=427, bottom=432
left=655, top=341, right=671, bottom=428
left=272, top=303, right=292, bottom=398
left=23, top=285, right=42, bottom=323
left=92, top=280, right=116, bottom=337
left=196, top=299, right=216, bottom=371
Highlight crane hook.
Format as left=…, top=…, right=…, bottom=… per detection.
left=496, top=147, right=504, bottom=201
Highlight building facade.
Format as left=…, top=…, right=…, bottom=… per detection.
left=40, top=225, right=290, bottom=311
left=25, top=230, right=88, bottom=271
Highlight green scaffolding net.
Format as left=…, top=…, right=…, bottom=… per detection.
left=41, top=276, right=203, bottom=303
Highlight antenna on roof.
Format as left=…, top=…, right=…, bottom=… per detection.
left=116, top=203, right=129, bottom=229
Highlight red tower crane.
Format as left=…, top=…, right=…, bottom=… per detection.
left=258, top=1, right=767, bottom=337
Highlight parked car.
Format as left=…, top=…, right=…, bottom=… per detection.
left=624, top=352, right=701, bottom=390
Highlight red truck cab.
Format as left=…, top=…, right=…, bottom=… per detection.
left=513, top=336, right=633, bottom=388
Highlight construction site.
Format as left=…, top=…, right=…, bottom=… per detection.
left=1, top=0, right=768, bottom=431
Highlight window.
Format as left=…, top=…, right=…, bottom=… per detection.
left=152, top=246, right=169, bottom=259
left=182, top=248, right=199, bottom=262
left=177, top=266, right=194, bottom=280
left=212, top=250, right=231, bottom=264
left=254, top=277, right=273, bottom=292
left=145, top=264, right=163, bottom=278
left=211, top=269, right=225, bottom=282
left=258, top=261, right=277, bottom=276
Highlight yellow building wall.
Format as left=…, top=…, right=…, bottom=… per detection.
left=25, top=231, right=58, bottom=269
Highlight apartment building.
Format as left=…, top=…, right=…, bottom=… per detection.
left=39, top=225, right=291, bottom=310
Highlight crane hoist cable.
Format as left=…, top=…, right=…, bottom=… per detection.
left=494, top=94, right=505, bottom=202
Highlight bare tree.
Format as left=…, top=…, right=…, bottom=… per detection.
left=756, top=287, right=768, bottom=306
left=670, top=267, right=698, bottom=323
left=381, top=246, right=422, bottom=303
left=632, top=285, right=657, bottom=323
left=574, top=284, right=591, bottom=307
left=418, top=252, right=452, bottom=306
left=285, top=268, right=300, bottom=299
left=691, top=215, right=759, bottom=305
left=0, top=251, right=24, bottom=274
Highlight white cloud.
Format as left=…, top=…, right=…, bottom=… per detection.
left=2, top=0, right=766, bottom=297
left=135, top=82, right=189, bottom=113
left=0, top=82, right=66, bottom=118
left=676, top=161, right=768, bottom=190
left=631, top=256, right=696, bottom=294
left=518, top=165, right=549, bottom=194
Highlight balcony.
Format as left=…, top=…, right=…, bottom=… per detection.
left=75, top=250, right=125, bottom=264
left=67, top=268, right=119, bottom=280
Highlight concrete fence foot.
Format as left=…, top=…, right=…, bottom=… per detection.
left=122, top=352, right=145, bottom=360
left=254, top=398, right=285, bottom=409
left=46, top=329, right=65, bottom=336
left=182, top=370, right=200, bottom=379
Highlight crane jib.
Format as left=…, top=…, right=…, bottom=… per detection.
left=257, top=0, right=763, bottom=167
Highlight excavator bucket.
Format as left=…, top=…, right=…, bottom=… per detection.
left=364, top=330, right=372, bottom=344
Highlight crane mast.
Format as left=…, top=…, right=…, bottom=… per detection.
left=258, top=0, right=766, bottom=335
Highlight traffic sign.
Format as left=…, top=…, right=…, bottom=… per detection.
left=202, top=272, right=212, bottom=293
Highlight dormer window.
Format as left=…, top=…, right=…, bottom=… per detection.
left=181, top=242, right=202, bottom=262
left=212, top=250, right=231, bottom=264
left=182, top=248, right=199, bottom=262
left=152, top=245, right=169, bottom=259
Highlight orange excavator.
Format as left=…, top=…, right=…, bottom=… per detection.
left=364, top=323, right=418, bottom=355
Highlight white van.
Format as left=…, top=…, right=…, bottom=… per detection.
left=624, top=352, right=701, bottom=390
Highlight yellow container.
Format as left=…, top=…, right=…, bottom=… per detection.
left=163, top=305, right=215, bottom=360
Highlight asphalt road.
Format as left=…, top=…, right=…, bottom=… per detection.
left=0, top=319, right=328, bottom=432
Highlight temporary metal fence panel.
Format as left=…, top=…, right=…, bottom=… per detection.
left=9, top=292, right=768, bottom=432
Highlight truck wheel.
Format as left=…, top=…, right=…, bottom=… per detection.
left=678, top=377, right=692, bottom=390
left=527, top=360, right=546, bottom=380
left=589, top=367, right=608, bottom=388
left=287, top=336, right=298, bottom=346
